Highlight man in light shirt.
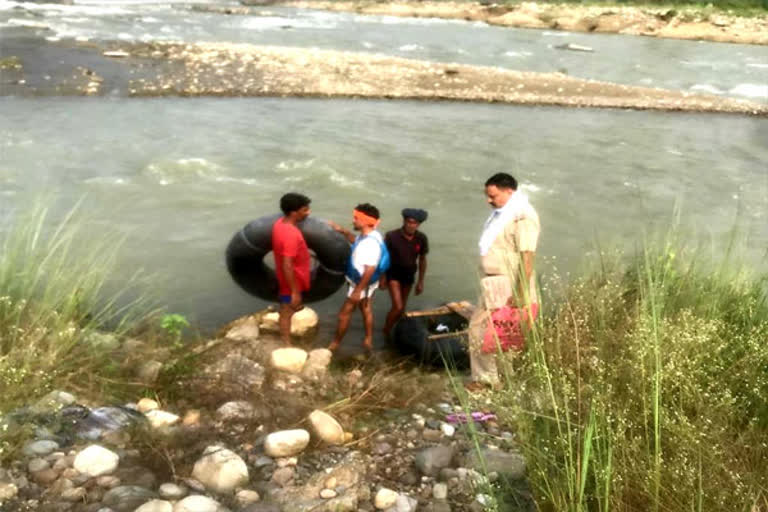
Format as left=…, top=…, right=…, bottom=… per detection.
left=467, top=172, right=540, bottom=391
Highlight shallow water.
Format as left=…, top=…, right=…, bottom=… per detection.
left=1, top=97, right=766, bottom=342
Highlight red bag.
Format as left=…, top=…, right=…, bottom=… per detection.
left=481, top=303, right=539, bottom=354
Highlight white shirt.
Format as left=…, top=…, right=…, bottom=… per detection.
left=350, top=230, right=383, bottom=278
left=478, top=191, right=532, bottom=256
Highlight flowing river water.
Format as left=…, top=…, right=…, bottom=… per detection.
left=1, top=0, right=767, bottom=341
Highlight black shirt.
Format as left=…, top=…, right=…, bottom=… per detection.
left=384, top=229, right=429, bottom=275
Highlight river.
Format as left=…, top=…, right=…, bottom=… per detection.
left=1, top=1, right=766, bottom=342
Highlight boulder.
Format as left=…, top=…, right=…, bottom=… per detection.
left=308, top=410, right=344, bottom=445
left=260, top=307, right=318, bottom=337
left=136, top=501, right=173, bottom=512
left=263, top=430, right=310, bottom=458
left=270, top=348, right=308, bottom=374
left=374, top=488, right=398, bottom=509
left=191, top=446, right=249, bottom=494
left=415, top=446, right=455, bottom=477
left=173, top=495, right=229, bottom=512
left=225, top=315, right=260, bottom=342
left=74, top=445, right=120, bottom=477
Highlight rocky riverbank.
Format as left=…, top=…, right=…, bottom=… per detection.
left=4, top=39, right=766, bottom=116
left=279, top=1, right=768, bottom=45
left=0, top=310, right=526, bottom=512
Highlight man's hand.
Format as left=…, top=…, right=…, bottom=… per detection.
left=379, top=277, right=388, bottom=290
left=415, top=281, right=424, bottom=295
left=348, top=288, right=363, bottom=304
left=327, top=220, right=342, bottom=232
left=290, top=291, right=303, bottom=311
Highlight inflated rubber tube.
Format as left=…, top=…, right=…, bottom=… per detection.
left=226, top=214, right=350, bottom=303
left=391, top=313, right=470, bottom=370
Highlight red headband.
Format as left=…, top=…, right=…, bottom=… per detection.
left=353, top=209, right=379, bottom=227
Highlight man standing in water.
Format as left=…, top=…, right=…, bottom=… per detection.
left=466, top=173, right=540, bottom=391
left=272, top=193, right=312, bottom=345
left=381, top=208, right=429, bottom=337
left=327, top=203, right=388, bottom=353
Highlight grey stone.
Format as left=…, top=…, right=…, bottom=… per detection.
left=216, top=401, right=256, bottom=422
left=31, top=391, right=76, bottom=413
left=23, top=440, right=60, bottom=457
left=467, top=448, right=526, bottom=479
left=74, top=445, right=120, bottom=477
left=414, top=446, right=455, bottom=476
left=204, top=354, right=265, bottom=393
left=28, top=458, right=50, bottom=473
left=102, top=486, right=157, bottom=512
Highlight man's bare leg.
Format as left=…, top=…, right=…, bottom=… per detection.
left=383, top=280, right=403, bottom=337
left=279, top=303, right=295, bottom=345
left=360, top=297, right=374, bottom=351
left=328, top=299, right=356, bottom=351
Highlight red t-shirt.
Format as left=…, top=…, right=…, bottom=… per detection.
left=272, top=218, right=311, bottom=295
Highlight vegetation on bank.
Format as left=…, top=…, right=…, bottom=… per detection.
left=467, top=230, right=768, bottom=510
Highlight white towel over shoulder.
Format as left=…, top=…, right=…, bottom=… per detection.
left=478, top=191, right=531, bottom=256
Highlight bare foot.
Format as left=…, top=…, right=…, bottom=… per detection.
left=327, top=340, right=341, bottom=352
left=362, top=338, right=373, bottom=352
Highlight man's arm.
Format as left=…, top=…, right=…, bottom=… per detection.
left=349, top=265, right=376, bottom=303
left=282, top=257, right=302, bottom=309
left=415, top=254, right=427, bottom=295
left=515, top=251, right=535, bottom=306
left=327, top=221, right=356, bottom=244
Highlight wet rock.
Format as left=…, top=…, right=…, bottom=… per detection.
left=72, top=406, right=146, bottom=440
left=270, top=348, right=308, bottom=374
left=145, top=410, right=180, bottom=429
left=74, top=445, right=120, bottom=477
left=136, top=500, right=173, bottom=512
left=102, top=486, right=157, bottom=511
left=173, top=495, right=229, bottom=512
left=192, top=445, right=249, bottom=494
left=308, top=410, right=344, bottom=445
left=260, top=307, right=318, bottom=337
left=374, top=488, right=398, bottom=509
left=467, top=448, right=526, bottom=479
left=23, top=440, right=60, bottom=457
left=225, top=315, right=260, bottom=342
left=137, top=398, right=159, bottom=414
left=263, top=430, right=310, bottom=458
left=415, top=446, right=455, bottom=476
left=159, top=483, right=186, bottom=500
left=216, top=401, right=256, bottom=422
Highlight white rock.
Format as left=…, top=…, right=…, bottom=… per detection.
left=145, top=410, right=180, bottom=429
left=270, top=348, right=308, bottom=374
left=61, top=487, right=87, bottom=502
left=308, top=410, right=345, bottom=445
left=234, top=489, right=260, bottom=507
left=374, top=488, right=398, bottom=509
left=138, top=361, right=163, bottom=384
left=302, top=349, right=333, bottom=380
left=191, top=446, right=249, bottom=495
left=137, top=398, right=160, bottom=413
left=432, top=482, right=448, bottom=500
left=260, top=307, right=318, bottom=337
left=173, top=495, right=229, bottom=512
left=440, top=423, right=455, bottom=437
left=263, top=430, right=310, bottom=458
left=158, top=483, right=187, bottom=500
left=224, top=315, right=260, bottom=342
left=74, top=445, right=120, bottom=477
left=216, top=401, right=255, bottom=422
left=320, top=488, right=337, bottom=499
left=0, top=483, right=18, bottom=502
left=23, top=440, right=60, bottom=457
left=395, top=494, right=418, bottom=512
left=136, top=500, right=173, bottom=512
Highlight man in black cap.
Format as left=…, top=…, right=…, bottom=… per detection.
left=381, top=208, right=430, bottom=337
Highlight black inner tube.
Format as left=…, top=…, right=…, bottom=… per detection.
left=226, top=214, right=350, bottom=303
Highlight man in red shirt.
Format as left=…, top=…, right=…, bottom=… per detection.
left=272, top=193, right=312, bottom=345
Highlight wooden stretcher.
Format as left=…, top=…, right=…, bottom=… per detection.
left=404, top=301, right=475, bottom=341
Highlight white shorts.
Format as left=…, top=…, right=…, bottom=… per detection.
left=346, top=280, right=378, bottom=299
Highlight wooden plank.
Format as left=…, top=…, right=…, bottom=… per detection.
left=427, top=329, right=469, bottom=341
left=445, top=300, right=476, bottom=320
left=405, top=306, right=452, bottom=318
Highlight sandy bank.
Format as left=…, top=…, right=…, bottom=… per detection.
left=280, top=1, right=768, bottom=45
left=122, top=42, right=766, bottom=115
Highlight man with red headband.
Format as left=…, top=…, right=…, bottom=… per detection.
left=327, top=203, right=389, bottom=353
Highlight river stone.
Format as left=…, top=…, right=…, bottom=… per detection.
left=136, top=500, right=174, bottom=512
left=260, top=307, right=318, bottom=337
left=394, top=494, right=418, bottom=512
left=415, top=446, right=455, bottom=476
left=216, top=401, right=256, bottom=422
left=97, top=476, right=121, bottom=489
left=137, top=398, right=159, bottom=413
left=204, top=354, right=265, bottom=393
left=191, top=445, right=249, bottom=494
left=374, top=488, right=398, bottom=509
left=32, top=468, right=59, bottom=485
left=320, top=489, right=337, bottom=499
left=23, top=440, right=60, bottom=457
left=225, top=315, right=260, bottom=342
left=85, top=331, right=121, bottom=351
left=137, top=361, right=163, bottom=384
left=145, top=410, right=180, bottom=429
left=61, top=487, right=88, bottom=502
left=301, top=349, right=332, bottom=380
left=271, top=466, right=294, bottom=487
left=103, top=486, right=157, bottom=511
left=467, top=448, right=526, bottom=479
left=264, top=429, right=310, bottom=457
left=308, top=410, right=345, bottom=445
left=0, top=482, right=18, bottom=502
left=74, top=445, right=120, bottom=477
left=31, top=390, right=76, bottom=413
left=432, top=483, right=448, bottom=500
left=159, top=483, right=187, bottom=500
left=270, top=348, right=308, bottom=374
left=235, top=489, right=260, bottom=507
left=173, top=495, right=229, bottom=512
left=28, top=458, right=50, bottom=473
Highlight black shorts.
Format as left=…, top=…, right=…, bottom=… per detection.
left=386, top=266, right=417, bottom=286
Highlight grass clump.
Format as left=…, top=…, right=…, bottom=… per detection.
left=0, top=201, right=155, bottom=421
left=479, top=232, right=768, bottom=511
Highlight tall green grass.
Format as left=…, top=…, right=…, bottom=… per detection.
left=471, top=232, right=768, bottom=511
left=0, top=200, right=155, bottom=415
